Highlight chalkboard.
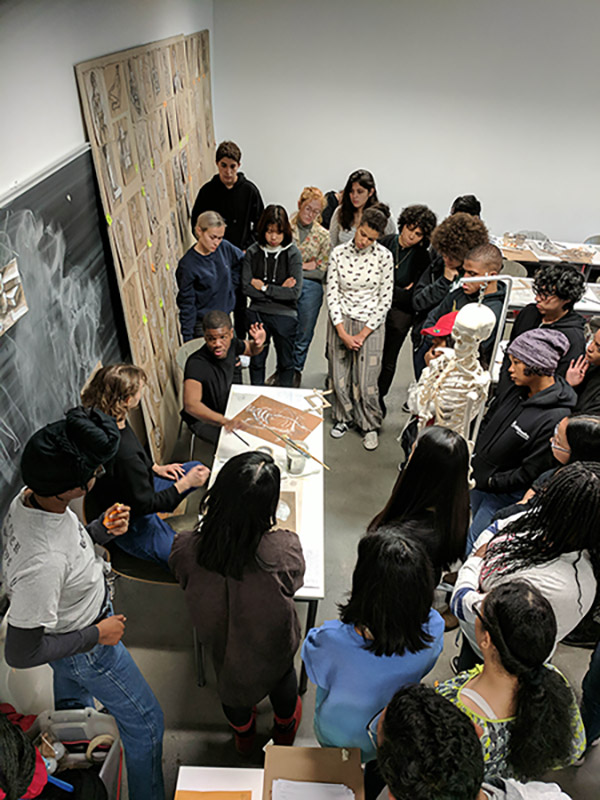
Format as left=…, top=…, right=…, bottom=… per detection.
left=0, top=149, right=128, bottom=526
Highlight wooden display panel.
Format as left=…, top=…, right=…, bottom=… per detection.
left=75, top=31, right=215, bottom=460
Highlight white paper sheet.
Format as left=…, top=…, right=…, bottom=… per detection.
left=272, top=780, right=355, bottom=800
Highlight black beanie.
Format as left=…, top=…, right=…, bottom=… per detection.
left=21, top=406, right=120, bottom=496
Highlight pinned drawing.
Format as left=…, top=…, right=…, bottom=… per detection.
left=86, top=69, right=109, bottom=145
left=112, top=212, right=136, bottom=280
left=127, top=58, right=146, bottom=118
left=127, top=193, right=147, bottom=256
left=100, top=142, right=122, bottom=206
left=0, top=258, right=28, bottom=336
left=104, top=63, right=123, bottom=115
left=276, top=490, right=299, bottom=533
left=114, top=118, right=136, bottom=186
left=232, top=395, right=322, bottom=446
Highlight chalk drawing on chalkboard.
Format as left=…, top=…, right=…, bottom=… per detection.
left=0, top=258, right=28, bottom=336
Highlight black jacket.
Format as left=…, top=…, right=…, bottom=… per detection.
left=190, top=172, right=264, bottom=249
left=575, top=364, right=600, bottom=414
left=411, top=253, right=453, bottom=344
left=496, top=304, right=586, bottom=395
left=379, top=234, right=432, bottom=313
left=241, top=242, right=303, bottom=317
left=472, top=377, right=577, bottom=494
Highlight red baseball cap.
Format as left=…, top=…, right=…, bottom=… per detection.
left=421, top=310, right=458, bottom=337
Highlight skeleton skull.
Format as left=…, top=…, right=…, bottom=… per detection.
left=453, top=304, right=497, bottom=354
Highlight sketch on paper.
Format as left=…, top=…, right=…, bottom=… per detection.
left=143, top=180, right=160, bottom=235
left=100, top=142, right=122, bottom=206
left=127, top=194, right=146, bottom=255
left=0, top=258, right=28, bottom=336
left=127, top=58, right=145, bottom=118
left=105, top=63, right=123, bottom=114
left=232, top=395, right=322, bottom=446
left=86, top=69, right=109, bottom=145
left=276, top=490, right=299, bottom=533
left=150, top=50, right=162, bottom=100
left=114, top=118, right=136, bottom=186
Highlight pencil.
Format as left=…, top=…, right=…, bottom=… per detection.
left=231, top=428, right=251, bottom=446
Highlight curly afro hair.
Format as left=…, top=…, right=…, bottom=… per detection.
left=378, top=685, right=483, bottom=800
left=533, top=264, right=585, bottom=309
left=397, top=205, right=437, bottom=247
left=431, top=213, right=489, bottom=262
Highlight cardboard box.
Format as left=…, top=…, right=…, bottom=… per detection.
left=262, top=746, right=364, bottom=800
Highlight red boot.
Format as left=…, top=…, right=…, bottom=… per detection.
left=229, top=707, right=256, bottom=756
left=273, top=696, right=302, bottom=746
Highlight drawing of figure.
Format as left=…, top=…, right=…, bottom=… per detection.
left=88, top=70, right=109, bottom=145
left=200, top=31, right=210, bottom=75
left=127, top=58, right=145, bottom=117
left=128, top=195, right=146, bottom=255
left=107, top=64, right=122, bottom=112
left=144, top=182, right=159, bottom=235
left=113, top=215, right=135, bottom=280
left=115, top=120, right=134, bottom=185
left=150, top=51, right=162, bottom=99
left=101, top=143, right=122, bottom=205
left=170, top=45, right=184, bottom=93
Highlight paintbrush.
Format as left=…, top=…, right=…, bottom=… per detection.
left=230, top=428, right=251, bottom=447
left=260, top=422, right=331, bottom=471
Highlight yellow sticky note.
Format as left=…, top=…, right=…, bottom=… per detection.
left=147, top=239, right=152, bottom=248
left=135, top=164, right=139, bottom=173
left=106, top=214, right=113, bottom=226
left=166, top=262, right=170, bottom=271
left=142, top=314, right=148, bottom=325
left=141, top=186, right=146, bottom=197
left=179, top=139, right=183, bottom=149
left=159, top=298, right=164, bottom=308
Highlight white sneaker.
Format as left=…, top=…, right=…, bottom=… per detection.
left=363, top=431, right=379, bottom=450
left=330, top=422, right=350, bottom=439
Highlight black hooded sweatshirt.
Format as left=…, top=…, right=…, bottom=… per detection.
left=190, top=172, right=264, bottom=249
left=472, top=376, right=577, bottom=494
left=496, top=304, right=586, bottom=395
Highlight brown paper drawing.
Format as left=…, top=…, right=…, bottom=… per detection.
left=104, top=63, right=124, bottom=117
left=114, top=117, right=137, bottom=186
left=127, top=57, right=146, bottom=119
left=232, top=395, right=322, bottom=446
left=127, top=193, right=147, bottom=256
left=0, top=258, right=28, bottom=336
left=85, top=69, right=110, bottom=146
left=112, top=211, right=136, bottom=280
left=100, top=141, right=123, bottom=208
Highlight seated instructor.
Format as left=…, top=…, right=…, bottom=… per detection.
left=1, top=407, right=165, bottom=800
left=182, top=309, right=266, bottom=444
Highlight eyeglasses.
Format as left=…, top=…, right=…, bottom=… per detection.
left=302, top=206, right=321, bottom=218
left=472, top=597, right=485, bottom=626
left=366, top=708, right=384, bottom=750
left=550, top=423, right=570, bottom=455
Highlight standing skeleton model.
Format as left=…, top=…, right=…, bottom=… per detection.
left=411, top=303, right=497, bottom=441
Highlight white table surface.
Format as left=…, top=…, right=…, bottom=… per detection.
left=507, top=276, right=600, bottom=314
left=175, top=765, right=264, bottom=797
left=209, top=385, right=325, bottom=601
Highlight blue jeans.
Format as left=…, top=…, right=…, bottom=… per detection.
left=51, top=635, right=165, bottom=800
left=293, top=280, right=323, bottom=373
left=114, top=461, right=201, bottom=568
left=582, top=640, right=600, bottom=744
left=467, top=487, right=523, bottom=554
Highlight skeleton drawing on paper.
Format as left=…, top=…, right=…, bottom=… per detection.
left=410, top=304, right=496, bottom=440
left=0, top=258, right=28, bottom=336
left=232, top=395, right=322, bottom=447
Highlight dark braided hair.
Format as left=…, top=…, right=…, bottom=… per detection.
left=480, top=582, right=575, bottom=778
left=0, top=712, right=37, bottom=800
left=484, top=462, right=600, bottom=582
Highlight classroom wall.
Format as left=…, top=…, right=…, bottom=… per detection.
left=0, top=0, right=214, bottom=197
left=212, top=0, right=600, bottom=242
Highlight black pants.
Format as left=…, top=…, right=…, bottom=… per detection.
left=378, top=307, right=413, bottom=399
left=221, top=664, right=298, bottom=727
left=364, top=759, right=386, bottom=800
left=248, top=311, right=297, bottom=387
left=234, top=287, right=248, bottom=339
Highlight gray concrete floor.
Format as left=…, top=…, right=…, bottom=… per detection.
left=115, top=306, right=600, bottom=799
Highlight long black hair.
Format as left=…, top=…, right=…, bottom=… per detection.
left=339, top=169, right=379, bottom=230
left=339, top=529, right=435, bottom=657
left=0, top=713, right=37, bottom=800
left=195, top=452, right=280, bottom=580
left=565, top=415, right=600, bottom=461
left=484, top=462, right=600, bottom=581
left=369, top=426, right=469, bottom=570
left=480, top=581, right=576, bottom=778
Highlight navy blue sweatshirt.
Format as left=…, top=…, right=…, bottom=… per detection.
left=176, top=240, right=244, bottom=341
